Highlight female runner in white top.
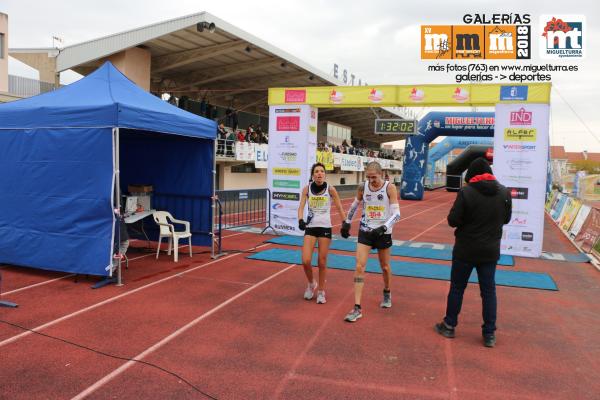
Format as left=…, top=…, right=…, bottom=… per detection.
left=297, top=163, right=347, bottom=304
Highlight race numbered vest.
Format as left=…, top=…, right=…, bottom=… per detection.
left=360, top=180, right=392, bottom=233
left=307, top=182, right=332, bottom=228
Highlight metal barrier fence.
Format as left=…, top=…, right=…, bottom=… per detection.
left=212, top=188, right=274, bottom=257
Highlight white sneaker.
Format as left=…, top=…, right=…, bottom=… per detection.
left=304, top=281, right=317, bottom=300
left=316, top=290, right=326, bottom=304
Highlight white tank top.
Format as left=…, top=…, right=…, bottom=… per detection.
left=360, top=180, right=392, bottom=233
left=307, top=182, right=332, bottom=228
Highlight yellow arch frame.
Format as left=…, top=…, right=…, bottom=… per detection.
left=268, top=83, right=551, bottom=108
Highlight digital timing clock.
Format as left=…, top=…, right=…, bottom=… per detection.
left=374, top=119, right=417, bottom=135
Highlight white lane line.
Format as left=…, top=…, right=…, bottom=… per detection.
left=408, top=216, right=449, bottom=242
left=0, top=244, right=271, bottom=349
left=71, top=263, right=297, bottom=400
left=2, top=274, right=76, bottom=296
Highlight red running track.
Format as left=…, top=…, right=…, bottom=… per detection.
left=0, top=190, right=599, bottom=399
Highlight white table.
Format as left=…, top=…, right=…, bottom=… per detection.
left=124, top=210, right=155, bottom=224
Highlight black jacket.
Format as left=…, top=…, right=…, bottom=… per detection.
left=447, top=177, right=512, bottom=263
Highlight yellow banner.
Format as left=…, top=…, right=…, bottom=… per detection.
left=268, top=83, right=551, bottom=107
left=273, top=167, right=301, bottom=176
left=316, top=151, right=334, bottom=171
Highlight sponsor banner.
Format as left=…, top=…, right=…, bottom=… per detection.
left=573, top=170, right=586, bottom=198
left=568, top=204, right=591, bottom=238
left=271, top=201, right=300, bottom=213
left=559, top=197, right=582, bottom=232
left=316, top=150, right=334, bottom=171
left=378, top=159, right=390, bottom=169
left=268, top=84, right=551, bottom=107
left=504, top=128, right=537, bottom=142
left=500, top=86, right=528, bottom=101
left=273, top=179, right=300, bottom=189
left=272, top=215, right=299, bottom=234
left=273, top=167, right=301, bottom=176
left=550, top=193, right=568, bottom=221
left=272, top=191, right=300, bottom=201
left=494, top=103, right=549, bottom=257
left=235, top=142, right=255, bottom=162
left=574, top=207, right=600, bottom=253
left=255, top=144, right=268, bottom=169
left=340, top=154, right=365, bottom=171
left=545, top=190, right=558, bottom=212
left=276, top=116, right=300, bottom=131
left=274, top=150, right=298, bottom=166
left=268, top=105, right=317, bottom=235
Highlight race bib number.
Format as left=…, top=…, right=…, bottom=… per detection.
left=366, top=205, right=386, bottom=220
left=309, top=196, right=328, bottom=213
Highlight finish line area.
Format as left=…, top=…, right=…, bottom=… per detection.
left=1, top=192, right=599, bottom=400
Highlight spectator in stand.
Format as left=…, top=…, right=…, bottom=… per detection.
left=236, top=130, right=245, bottom=142
left=226, top=130, right=236, bottom=156
left=217, top=123, right=227, bottom=155
left=244, top=125, right=252, bottom=142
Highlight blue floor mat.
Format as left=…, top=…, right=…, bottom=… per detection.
left=267, top=236, right=515, bottom=266
left=248, top=248, right=558, bottom=291
left=540, top=252, right=591, bottom=263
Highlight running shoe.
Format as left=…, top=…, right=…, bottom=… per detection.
left=380, top=290, right=392, bottom=308
left=303, top=280, right=317, bottom=300
left=316, top=290, right=326, bottom=304
left=344, top=306, right=363, bottom=322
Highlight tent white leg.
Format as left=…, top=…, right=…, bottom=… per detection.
left=114, top=127, right=123, bottom=286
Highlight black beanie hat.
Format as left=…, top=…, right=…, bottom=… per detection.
left=465, top=157, right=493, bottom=183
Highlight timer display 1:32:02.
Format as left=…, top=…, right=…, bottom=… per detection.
left=374, top=119, right=417, bottom=134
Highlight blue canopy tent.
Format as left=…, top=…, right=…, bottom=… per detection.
left=0, top=62, right=216, bottom=278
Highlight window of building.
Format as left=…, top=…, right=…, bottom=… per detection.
left=231, top=163, right=258, bottom=173
left=0, top=33, right=4, bottom=59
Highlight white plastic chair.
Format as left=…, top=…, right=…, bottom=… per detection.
left=152, top=211, right=192, bottom=262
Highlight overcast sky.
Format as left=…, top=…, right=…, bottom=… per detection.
left=3, top=0, right=599, bottom=152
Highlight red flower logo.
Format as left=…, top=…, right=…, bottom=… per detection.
left=542, top=17, right=573, bottom=46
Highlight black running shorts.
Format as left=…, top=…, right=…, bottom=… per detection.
left=305, top=227, right=332, bottom=239
left=358, top=230, right=392, bottom=249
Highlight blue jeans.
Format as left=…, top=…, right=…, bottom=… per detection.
left=444, top=258, right=497, bottom=336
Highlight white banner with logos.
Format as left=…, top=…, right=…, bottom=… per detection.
left=235, top=141, right=255, bottom=161
left=254, top=144, right=269, bottom=168
left=340, top=154, right=365, bottom=171
left=235, top=143, right=269, bottom=168
left=494, top=103, right=549, bottom=258
left=268, top=105, right=317, bottom=235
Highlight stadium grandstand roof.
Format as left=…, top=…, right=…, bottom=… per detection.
left=11, top=11, right=410, bottom=144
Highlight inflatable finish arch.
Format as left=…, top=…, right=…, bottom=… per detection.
left=425, top=136, right=494, bottom=188
left=401, top=112, right=494, bottom=200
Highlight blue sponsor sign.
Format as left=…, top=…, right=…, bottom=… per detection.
left=500, top=86, right=528, bottom=101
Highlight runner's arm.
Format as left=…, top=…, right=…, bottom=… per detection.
left=345, top=186, right=363, bottom=224
left=382, top=183, right=401, bottom=231
left=297, top=186, right=308, bottom=220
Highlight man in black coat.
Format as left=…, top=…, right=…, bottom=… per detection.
left=435, top=157, right=512, bottom=347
